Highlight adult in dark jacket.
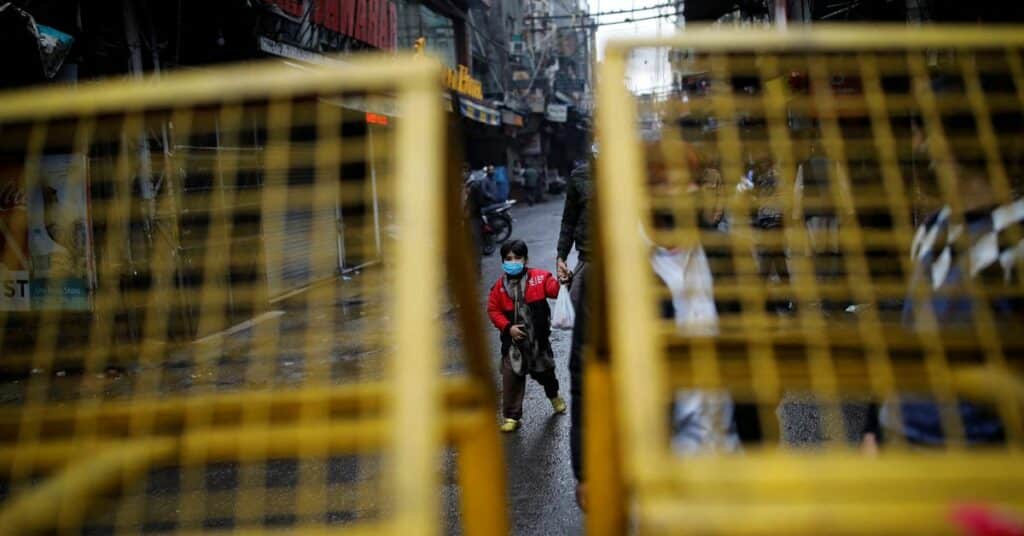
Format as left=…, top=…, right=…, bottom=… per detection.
left=560, top=159, right=592, bottom=507
left=464, top=171, right=496, bottom=257
left=556, top=162, right=592, bottom=303
left=487, top=240, right=567, bottom=432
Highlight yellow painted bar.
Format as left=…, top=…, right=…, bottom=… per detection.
left=390, top=58, right=445, bottom=536
left=594, top=37, right=669, bottom=489
left=644, top=451, right=1024, bottom=490
left=0, top=440, right=177, bottom=534
left=0, top=408, right=493, bottom=476
left=455, top=410, right=510, bottom=536
left=0, top=379, right=487, bottom=442
left=174, top=526, right=394, bottom=536
left=584, top=357, right=627, bottom=536
left=602, top=24, right=1024, bottom=54
left=0, top=56, right=438, bottom=121
left=638, top=501, right=1004, bottom=535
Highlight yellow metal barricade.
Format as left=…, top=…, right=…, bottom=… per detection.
left=592, top=25, right=1024, bottom=534
left=0, top=55, right=506, bottom=534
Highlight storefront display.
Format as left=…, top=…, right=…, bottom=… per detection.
left=0, top=155, right=94, bottom=311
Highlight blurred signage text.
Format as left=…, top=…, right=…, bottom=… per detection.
left=545, top=103, right=568, bottom=122
left=268, top=0, right=397, bottom=50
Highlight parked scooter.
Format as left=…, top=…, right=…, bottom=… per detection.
left=480, top=200, right=515, bottom=255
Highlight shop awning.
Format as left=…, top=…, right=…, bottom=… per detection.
left=459, top=98, right=501, bottom=126
left=444, top=94, right=500, bottom=126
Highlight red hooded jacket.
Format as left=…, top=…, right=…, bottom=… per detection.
left=487, top=267, right=560, bottom=333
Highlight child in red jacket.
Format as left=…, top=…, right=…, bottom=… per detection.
left=487, top=239, right=567, bottom=432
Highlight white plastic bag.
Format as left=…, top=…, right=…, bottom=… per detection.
left=671, top=390, right=739, bottom=455
left=650, top=245, right=718, bottom=335
left=551, top=285, right=575, bottom=330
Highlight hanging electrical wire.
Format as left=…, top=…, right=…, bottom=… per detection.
left=524, top=1, right=677, bottom=21
left=548, top=11, right=678, bottom=30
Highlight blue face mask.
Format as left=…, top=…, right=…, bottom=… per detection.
left=502, top=261, right=525, bottom=276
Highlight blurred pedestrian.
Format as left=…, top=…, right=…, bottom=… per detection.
left=792, top=133, right=854, bottom=315
left=569, top=139, right=763, bottom=510
left=643, top=138, right=760, bottom=451
left=695, top=145, right=741, bottom=316
left=524, top=165, right=542, bottom=205
left=487, top=239, right=567, bottom=432
left=880, top=114, right=1024, bottom=447
left=737, top=136, right=791, bottom=313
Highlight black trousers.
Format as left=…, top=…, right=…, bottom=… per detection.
left=501, top=353, right=559, bottom=420
left=568, top=271, right=587, bottom=481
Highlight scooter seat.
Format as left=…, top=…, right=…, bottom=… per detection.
left=482, top=201, right=514, bottom=213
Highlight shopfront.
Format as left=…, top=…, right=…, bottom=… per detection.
left=458, top=101, right=506, bottom=167
left=193, top=1, right=408, bottom=305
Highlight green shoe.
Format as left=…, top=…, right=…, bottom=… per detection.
left=550, top=396, right=567, bottom=414
left=500, top=418, right=521, bottom=432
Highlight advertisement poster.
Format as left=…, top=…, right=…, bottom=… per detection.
left=0, top=163, right=30, bottom=310
left=527, top=90, right=546, bottom=113
left=0, top=155, right=93, bottom=311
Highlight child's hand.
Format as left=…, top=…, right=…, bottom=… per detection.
left=510, top=324, right=527, bottom=340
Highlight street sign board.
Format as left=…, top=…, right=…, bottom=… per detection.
left=527, top=92, right=546, bottom=113
left=545, top=103, right=568, bottom=122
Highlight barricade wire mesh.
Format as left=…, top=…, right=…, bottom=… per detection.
left=0, top=56, right=503, bottom=535
left=593, top=25, right=1024, bottom=534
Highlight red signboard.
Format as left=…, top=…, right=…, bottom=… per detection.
left=365, top=112, right=389, bottom=125
left=270, top=0, right=396, bottom=50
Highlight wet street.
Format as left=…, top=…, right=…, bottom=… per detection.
left=0, top=193, right=583, bottom=535
left=0, top=190, right=866, bottom=535
left=444, top=193, right=869, bottom=535
left=471, top=195, right=583, bottom=535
